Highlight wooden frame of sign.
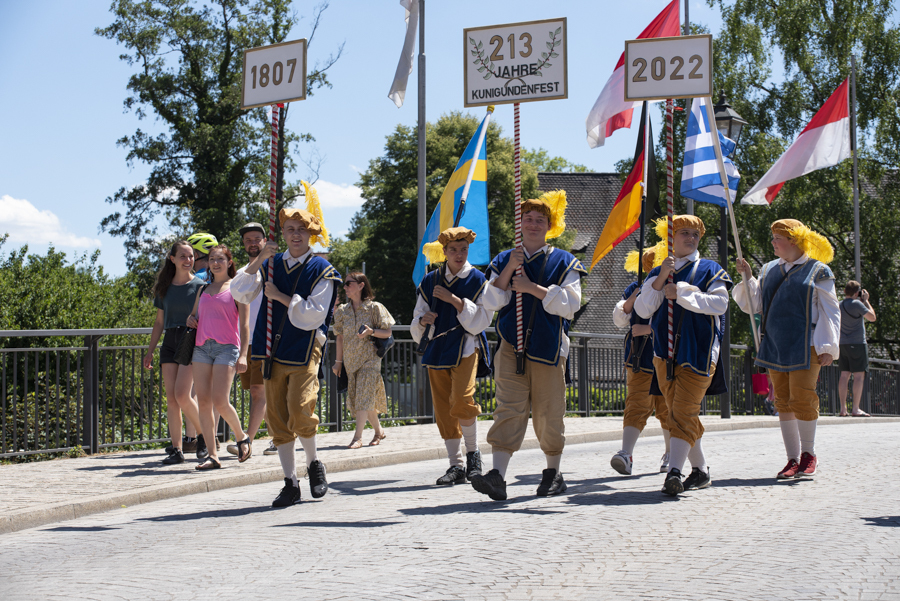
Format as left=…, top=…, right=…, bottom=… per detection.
left=241, top=39, right=308, bottom=110
left=624, top=34, right=713, bottom=102
left=463, top=17, right=567, bottom=108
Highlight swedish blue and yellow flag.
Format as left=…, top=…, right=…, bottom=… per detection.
left=412, top=112, right=491, bottom=286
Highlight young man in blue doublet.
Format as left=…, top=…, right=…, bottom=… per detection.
left=634, top=215, right=732, bottom=497
left=470, top=193, right=586, bottom=501
left=232, top=206, right=341, bottom=508
left=610, top=248, right=670, bottom=476
left=411, top=227, right=494, bottom=486
left=735, top=219, right=841, bottom=480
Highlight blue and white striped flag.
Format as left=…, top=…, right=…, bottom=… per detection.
left=681, top=96, right=740, bottom=209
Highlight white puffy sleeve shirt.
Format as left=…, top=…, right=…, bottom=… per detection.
left=410, top=262, right=494, bottom=358
left=231, top=248, right=334, bottom=347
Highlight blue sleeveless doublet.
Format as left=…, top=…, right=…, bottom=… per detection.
left=417, top=267, right=489, bottom=369
left=250, top=254, right=341, bottom=366
left=622, top=282, right=655, bottom=373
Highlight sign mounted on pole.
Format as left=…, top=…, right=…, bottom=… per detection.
left=463, top=18, right=567, bottom=108
left=241, top=39, right=307, bottom=109
left=624, top=34, right=712, bottom=102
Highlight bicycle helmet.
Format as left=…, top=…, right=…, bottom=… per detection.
left=186, top=233, right=218, bottom=254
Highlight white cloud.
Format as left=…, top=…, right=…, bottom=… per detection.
left=0, top=195, right=102, bottom=248
left=303, top=180, right=365, bottom=209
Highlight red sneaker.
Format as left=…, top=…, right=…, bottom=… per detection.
left=777, top=458, right=800, bottom=479
left=797, top=452, right=817, bottom=478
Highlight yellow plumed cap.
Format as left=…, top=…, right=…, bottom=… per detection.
left=624, top=241, right=666, bottom=273
left=771, top=219, right=834, bottom=264
left=653, top=215, right=706, bottom=242
left=302, top=180, right=329, bottom=248
left=422, top=241, right=446, bottom=264
left=523, top=189, right=567, bottom=240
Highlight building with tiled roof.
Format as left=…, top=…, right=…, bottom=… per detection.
left=537, top=172, right=639, bottom=347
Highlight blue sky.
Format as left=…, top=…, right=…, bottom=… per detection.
left=0, top=1, right=722, bottom=276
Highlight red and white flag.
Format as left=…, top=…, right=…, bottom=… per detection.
left=584, top=0, right=680, bottom=148
left=742, top=78, right=851, bottom=205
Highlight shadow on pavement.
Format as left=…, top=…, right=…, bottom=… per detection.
left=861, top=516, right=900, bottom=527
left=713, top=477, right=799, bottom=488
left=272, top=520, right=404, bottom=528
left=136, top=505, right=272, bottom=522
left=398, top=496, right=567, bottom=517
left=42, top=525, right=121, bottom=532
left=330, top=479, right=441, bottom=497
left=564, top=489, right=672, bottom=506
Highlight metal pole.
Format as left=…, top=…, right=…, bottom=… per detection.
left=684, top=0, right=693, bottom=215
left=417, top=0, right=426, bottom=251
left=719, top=206, right=731, bottom=418
left=851, top=54, right=861, bottom=281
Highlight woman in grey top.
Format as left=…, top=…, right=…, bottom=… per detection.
left=837, top=281, right=877, bottom=416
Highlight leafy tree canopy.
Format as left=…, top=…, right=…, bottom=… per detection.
left=96, top=0, right=342, bottom=286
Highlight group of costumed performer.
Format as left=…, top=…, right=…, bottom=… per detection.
left=610, top=241, right=670, bottom=476
left=411, top=227, right=494, bottom=486
left=634, top=215, right=733, bottom=497
left=734, top=219, right=840, bottom=480
left=231, top=183, right=342, bottom=508
left=469, top=191, right=587, bottom=501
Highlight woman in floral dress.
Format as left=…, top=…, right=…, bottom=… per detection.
left=331, top=272, right=395, bottom=448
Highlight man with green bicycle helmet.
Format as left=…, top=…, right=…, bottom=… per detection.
left=187, top=233, right=218, bottom=282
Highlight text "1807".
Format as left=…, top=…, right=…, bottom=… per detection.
left=250, top=59, right=298, bottom=88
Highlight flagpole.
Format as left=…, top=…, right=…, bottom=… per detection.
left=416, top=0, right=426, bottom=255
left=514, top=102, right=525, bottom=374
left=265, top=104, right=280, bottom=363
left=454, top=106, right=494, bottom=227
left=703, top=98, right=760, bottom=350
left=638, top=101, right=649, bottom=286
left=417, top=105, right=494, bottom=355
left=851, top=54, right=861, bottom=281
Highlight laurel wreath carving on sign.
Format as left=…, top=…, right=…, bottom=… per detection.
left=469, top=27, right=561, bottom=87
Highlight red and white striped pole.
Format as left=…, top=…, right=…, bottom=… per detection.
left=665, top=99, right=675, bottom=364
left=513, top=102, right=523, bottom=356
left=265, top=104, right=280, bottom=360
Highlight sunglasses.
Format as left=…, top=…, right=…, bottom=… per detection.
left=343, top=280, right=358, bottom=287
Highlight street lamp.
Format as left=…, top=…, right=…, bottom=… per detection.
left=713, top=91, right=748, bottom=153
left=711, top=91, right=747, bottom=419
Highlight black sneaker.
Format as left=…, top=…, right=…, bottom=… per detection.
left=436, top=465, right=467, bottom=485
left=465, top=450, right=483, bottom=481
left=683, top=467, right=711, bottom=491
left=165, top=443, right=175, bottom=455
left=161, top=449, right=184, bottom=465
left=272, top=478, right=302, bottom=508
left=536, top=468, right=567, bottom=497
left=662, top=468, right=684, bottom=496
left=470, top=468, right=507, bottom=501
left=195, top=434, right=209, bottom=461
left=308, top=460, right=328, bottom=498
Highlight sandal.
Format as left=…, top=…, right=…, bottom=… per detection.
left=369, top=432, right=386, bottom=446
left=852, top=411, right=871, bottom=417
left=195, top=456, right=222, bottom=471
left=347, top=438, right=363, bottom=449
left=237, top=437, right=252, bottom=463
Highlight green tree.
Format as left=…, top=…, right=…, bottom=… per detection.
left=703, top=0, right=900, bottom=357
left=96, top=0, right=342, bottom=281
left=0, top=238, right=155, bottom=345
left=352, top=111, right=586, bottom=324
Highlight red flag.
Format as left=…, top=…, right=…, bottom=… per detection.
left=742, top=78, right=851, bottom=205
left=585, top=0, right=681, bottom=148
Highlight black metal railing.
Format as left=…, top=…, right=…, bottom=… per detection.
left=2, top=327, right=898, bottom=459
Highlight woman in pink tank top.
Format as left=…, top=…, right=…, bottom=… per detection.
left=187, top=245, right=252, bottom=469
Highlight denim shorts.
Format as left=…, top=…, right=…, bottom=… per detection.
left=192, top=338, right=240, bottom=366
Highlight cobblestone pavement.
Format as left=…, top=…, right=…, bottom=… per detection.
left=2, top=415, right=808, bottom=533
left=2, top=422, right=898, bottom=600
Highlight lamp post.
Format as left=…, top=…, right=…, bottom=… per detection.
left=713, top=91, right=747, bottom=419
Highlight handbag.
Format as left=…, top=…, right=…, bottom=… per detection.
left=173, top=327, right=197, bottom=366
left=337, top=363, right=348, bottom=393
left=752, top=371, right=770, bottom=395
left=173, top=283, right=209, bottom=366
left=372, top=334, right=395, bottom=358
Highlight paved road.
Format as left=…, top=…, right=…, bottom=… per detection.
left=2, top=423, right=898, bottom=600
